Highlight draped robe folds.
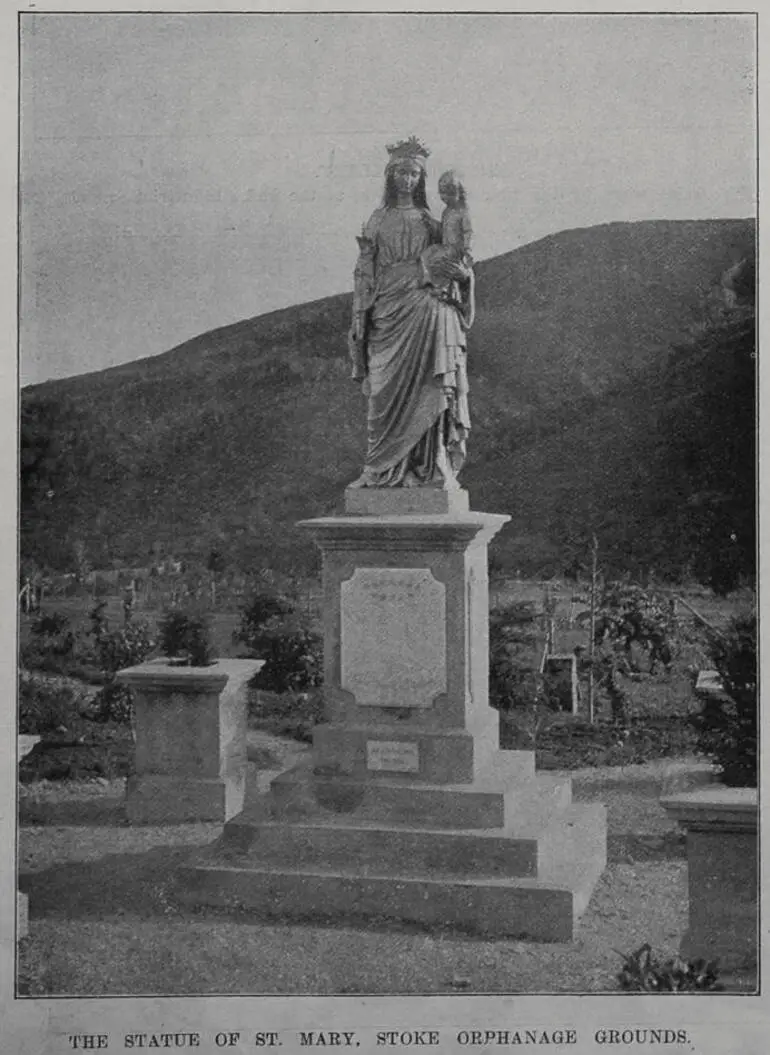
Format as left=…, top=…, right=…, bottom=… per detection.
left=352, top=205, right=471, bottom=486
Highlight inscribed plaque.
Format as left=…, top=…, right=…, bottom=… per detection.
left=340, top=567, right=446, bottom=707
left=366, top=740, right=420, bottom=773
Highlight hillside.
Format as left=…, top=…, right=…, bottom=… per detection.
left=21, top=218, right=755, bottom=579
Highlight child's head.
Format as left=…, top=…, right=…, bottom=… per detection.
left=438, top=170, right=466, bottom=207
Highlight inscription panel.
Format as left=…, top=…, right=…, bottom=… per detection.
left=366, top=740, right=420, bottom=773
left=340, top=567, right=446, bottom=707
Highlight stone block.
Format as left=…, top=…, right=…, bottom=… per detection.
left=344, top=487, right=470, bottom=516
left=117, top=657, right=263, bottom=824
left=661, top=786, right=757, bottom=972
left=312, top=720, right=503, bottom=784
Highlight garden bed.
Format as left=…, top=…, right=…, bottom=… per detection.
left=500, top=712, right=699, bottom=770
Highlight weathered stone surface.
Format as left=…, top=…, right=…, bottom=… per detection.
left=181, top=509, right=607, bottom=941
left=344, top=487, right=470, bottom=516
left=662, top=786, right=758, bottom=971
left=340, top=567, right=446, bottom=708
left=117, top=658, right=264, bottom=824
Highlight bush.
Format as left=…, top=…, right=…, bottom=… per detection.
left=157, top=609, right=216, bottom=666
left=692, top=611, right=756, bottom=786
left=20, top=611, right=100, bottom=681
left=18, top=672, right=82, bottom=735
left=91, top=682, right=134, bottom=725
left=488, top=601, right=540, bottom=710
left=234, top=591, right=323, bottom=694
left=617, top=944, right=721, bottom=992
left=93, top=620, right=155, bottom=726
left=97, top=621, right=155, bottom=675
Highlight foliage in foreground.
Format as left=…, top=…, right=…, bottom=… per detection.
left=234, top=591, right=323, bottom=694
left=692, top=611, right=757, bottom=787
left=617, top=944, right=722, bottom=992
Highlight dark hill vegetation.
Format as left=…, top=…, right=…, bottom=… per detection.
left=21, top=218, right=755, bottom=588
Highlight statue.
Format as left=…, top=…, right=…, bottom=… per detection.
left=348, top=138, right=475, bottom=490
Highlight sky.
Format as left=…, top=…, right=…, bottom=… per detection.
left=20, top=12, right=756, bottom=386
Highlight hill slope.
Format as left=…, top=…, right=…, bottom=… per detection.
left=22, top=218, right=755, bottom=577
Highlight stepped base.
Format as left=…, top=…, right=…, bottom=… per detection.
left=180, top=803, right=606, bottom=941
left=180, top=742, right=606, bottom=942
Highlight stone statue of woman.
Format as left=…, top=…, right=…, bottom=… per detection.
left=348, top=137, right=474, bottom=490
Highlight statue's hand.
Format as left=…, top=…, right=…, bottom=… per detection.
left=445, top=259, right=472, bottom=282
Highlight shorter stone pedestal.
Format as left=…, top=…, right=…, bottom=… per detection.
left=117, top=658, right=264, bottom=825
left=181, top=495, right=607, bottom=940
left=17, top=735, right=40, bottom=939
left=661, top=786, right=757, bottom=973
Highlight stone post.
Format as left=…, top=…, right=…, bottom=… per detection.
left=117, top=657, right=264, bottom=824
left=661, top=786, right=758, bottom=975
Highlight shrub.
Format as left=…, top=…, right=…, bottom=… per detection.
left=617, top=944, right=721, bottom=992
left=92, top=620, right=155, bottom=726
left=18, top=672, right=82, bottom=735
left=91, top=682, right=134, bottom=725
left=157, top=610, right=216, bottom=667
left=21, top=611, right=100, bottom=681
left=234, top=591, right=323, bottom=694
left=488, top=601, right=540, bottom=710
left=691, top=611, right=757, bottom=786
left=97, top=621, right=155, bottom=675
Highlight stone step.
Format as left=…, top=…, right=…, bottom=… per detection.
left=218, top=811, right=556, bottom=880
left=180, top=804, right=605, bottom=942
left=250, top=761, right=570, bottom=831
left=217, top=794, right=601, bottom=884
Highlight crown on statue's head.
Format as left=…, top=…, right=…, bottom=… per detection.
left=385, top=136, right=430, bottom=168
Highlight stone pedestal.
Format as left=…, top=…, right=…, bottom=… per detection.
left=117, top=658, right=264, bottom=824
left=17, top=735, right=39, bottom=939
left=182, top=490, right=606, bottom=940
left=662, top=786, right=757, bottom=973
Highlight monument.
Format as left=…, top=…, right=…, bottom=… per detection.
left=182, top=140, right=606, bottom=941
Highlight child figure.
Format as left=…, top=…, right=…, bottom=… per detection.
left=420, top=170, right=474, bottom=325
left=423, top=170, right=475, bottom=480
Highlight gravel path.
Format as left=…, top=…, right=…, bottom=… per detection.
left=17, top=743, right=716, bottom=996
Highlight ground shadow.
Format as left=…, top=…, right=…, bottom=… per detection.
left=19, top=845, right=197, bottom=921
left=19, top=796, right=128, bottom=827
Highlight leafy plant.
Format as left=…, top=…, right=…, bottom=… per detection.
left=591, top=581, right=678, bottom=673
left=488, top=601, right=540, bottom=710
left=18, top=672, right=82, bottom=735
left=158, top=609, right=216, bottom=667
left=617, top=943, right=721, bottom=992
left=234, top=591, right=322, bottom=694
left=692, top=611, right=756, bottom=786
left=97, top=621, right=155, bottom=675
left=92, top=682, right=135, bottom=725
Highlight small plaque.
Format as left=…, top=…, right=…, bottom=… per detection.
left=366, top=740, right=419, bottom=773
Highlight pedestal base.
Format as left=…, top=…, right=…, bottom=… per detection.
left=180, top=504, right=606, bottom=941
left=662, top=787, right=757, bottom=973
left=181, top=751, right=606, bottom=941
left=126, top=774, right=244, bottom=825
